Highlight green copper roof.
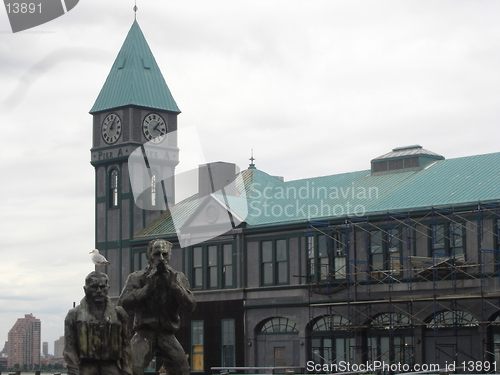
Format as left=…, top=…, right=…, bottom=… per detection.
left=135, top=150, right=500, bottom=238
left=90, top=20, right=180, bottom=114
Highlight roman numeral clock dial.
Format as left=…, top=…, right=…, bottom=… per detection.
left=142, top=113, right=167, bottom=143
left=101, top=113, right=122, bottom=144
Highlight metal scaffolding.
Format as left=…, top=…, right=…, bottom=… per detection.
left=306, top=203, right=500, bottom=370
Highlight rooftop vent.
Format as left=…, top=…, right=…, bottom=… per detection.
left=371, top=145, right=444, bottom=174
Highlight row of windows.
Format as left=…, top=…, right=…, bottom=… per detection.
left=264, top=313, right=489, bottom=367
left=258, top=312, right=479, bottom=335
left=187, top=314, right=493, bottom=370
left=106, top=168, right=160, bottom=209
left=309, top=223, right=469, bottom=280
left=191, top=243, right=234, bottom=289
left=187, top=221, right=500, bottom=288
left=189, top=239, right=290, bottom=289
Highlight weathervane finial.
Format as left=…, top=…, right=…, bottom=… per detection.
left=249, top=149, right=256, bottom=169
left=133, top=0, right=138, bottom=20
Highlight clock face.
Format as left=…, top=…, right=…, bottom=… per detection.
left=101, top=113, right=122, bottom=144
left=142, top=113, right=167, bottom=143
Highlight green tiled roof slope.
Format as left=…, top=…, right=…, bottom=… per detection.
left=90, top=20, right=180, bottom=114
left=135, top=151, right=500, bottom=238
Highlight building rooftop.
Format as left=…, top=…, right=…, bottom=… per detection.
left=135, top=149, right=500, bottom=238
left=90, top=20, right=180, bottom=114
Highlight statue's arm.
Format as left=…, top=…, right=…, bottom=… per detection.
left=63, top=309, right=80, bottom=375
left=118, top=272, right=150, bottom=310
left=171, top=271, right=196, bottom=313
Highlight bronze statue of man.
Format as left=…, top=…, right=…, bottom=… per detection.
left=118, top=239, right=196, bottom=375
left=64, top=271, right=132, bottom=375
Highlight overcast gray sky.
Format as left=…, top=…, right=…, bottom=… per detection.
left=0, top=0, right=499, bottom=354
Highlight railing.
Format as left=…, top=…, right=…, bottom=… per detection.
left=211, top=366, right=304, bottom=374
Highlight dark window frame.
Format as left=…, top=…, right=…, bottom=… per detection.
left=260, top=239, right=289, bottom=286
left=190, top=243, right=235, bottom=290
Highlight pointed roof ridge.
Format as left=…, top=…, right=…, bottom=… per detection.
left=90, top=20, right=180, bottom=114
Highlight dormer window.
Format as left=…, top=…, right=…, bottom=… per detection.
left=371, top=145, right=444, bottom=175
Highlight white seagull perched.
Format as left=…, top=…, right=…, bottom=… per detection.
left=90, top=249, right=111, bottom=266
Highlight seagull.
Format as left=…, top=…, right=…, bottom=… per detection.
left=90, top=249, right=111, bottom=266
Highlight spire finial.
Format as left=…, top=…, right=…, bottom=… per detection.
left=133, top=0, right=138, bottom=20
left=249, top=149, right=256, bottom=169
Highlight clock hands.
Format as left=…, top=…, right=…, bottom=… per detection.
left=102, top=114, right=122, bottom=144
left=152, top=121, right=165, bottom=135
left=143, top=113, right=166, bottom=143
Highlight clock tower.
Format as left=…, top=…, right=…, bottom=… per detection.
left=89, top=20, right=180, bottom=296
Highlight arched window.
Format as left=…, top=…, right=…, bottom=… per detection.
left=426, top=310, right=478, bottom=329
left=256, top=317, right=299, bottom=368
left=259, top=317, right=298, bottom=334
left=368, top=313, right=413, bottom=366
left=490, top=315, right=500, bottom=366
left=109, top=169, right=119, bottom=207
left=371, top=312, right=411, bottom=329
left=424, top=310, right=479, bottom=366
left=312, top=315, right=351, bottom=331
left=310, top=315, right=354, bottom=366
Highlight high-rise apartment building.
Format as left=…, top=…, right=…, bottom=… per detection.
left=53, top=336, right=64, bottom=359
left=7, top=314, right=41, bottom=368
left=42, top=342, right=48, bottom=358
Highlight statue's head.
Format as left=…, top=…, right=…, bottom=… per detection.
left=84, top=271, right=109, bottom=303
left=146, top=239, right=172, bottom=269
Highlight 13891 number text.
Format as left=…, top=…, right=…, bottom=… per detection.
left=5, top=3, right=41, bottom=14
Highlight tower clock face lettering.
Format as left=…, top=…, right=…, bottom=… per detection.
left=101, top=113, right=122, bottom=144
left=142, top=113, right=167, bottom=143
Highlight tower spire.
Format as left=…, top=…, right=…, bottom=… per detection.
left=249, top=149, right=256, bottom=169
left=90, top=20, right=180, bottom=114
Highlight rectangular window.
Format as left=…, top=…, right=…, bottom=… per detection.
left=222, top=319, right=235, bottom=367
left=222, top=244, right=233, bottom=288
left=193, top=246, right=203, bottom=288
left=373, top=161, right=388, bottom=172
left=431, top=222, right=466, bottom=257
left=388, top=159, right=403, bottom=170
left=388, top=228, right=401, bottom=273
left=208, top=245, right=218, bottom=288
left=317, top=235, right=329, bottom=280
left=333, top=232, right=347, bottom=279
left=262, top=240, right=273, bottom=285
left=404, top=157, right=419, bottom=168
left=192, top=321, right=204, bottom=372
left=309, top=232, right=347, bottom=281
left=308, top=236, right=315, bottom=279
left=450, top=223, right=464, bottom=255
left=261, top=239, right=289, bottom=286
left=190, top=244, right=234, bottom=290
left=370, top=228, right=402, bottom=275
left=432, top=223, right=446, bottom=255
left=276, top=239, right=288, bottom=284
left=370, top=230, right=384, bottom=271
left=110, top=170, right=119, bottom=208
